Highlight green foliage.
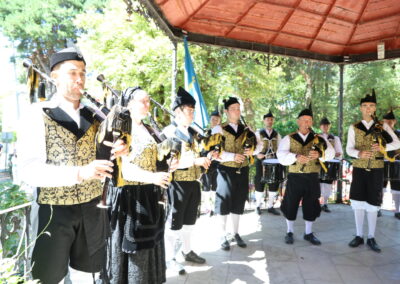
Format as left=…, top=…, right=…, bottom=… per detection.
left=0, top=253, right=38, bottom=283
left=0, top=0, right=107, bottom=72
left=0, top=182, right=28, bottom=210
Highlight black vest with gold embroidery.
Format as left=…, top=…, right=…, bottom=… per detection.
left=39, top=107, right=102, bottom=205
left=164, top=123, right=202, bottom=182
left=352, top=121, right=392, bottom=169
left=220, top=122, right=252, bottom=168
left=123, top=124, right=158, bottom=185
left=288, top=132, right=323, bottom=173
left=259, top=129, right=279, bottom=156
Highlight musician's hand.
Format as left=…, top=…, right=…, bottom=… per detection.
left=234, top=154, right=246, bottom=163
left=78, top=160, right=114, bottom=182
left=167, top=157, right=179, bottom=172
left=207, top=150, right=219, bottom=160
left=358, top=150, right=373, bottom=159
left=296, top=154, right=309, bottom=164
left=103, top=139, right=129, bottom=160
left=308, top=150, right=320, bottom=160
left=371, top=143, right=380, bottom=152
left=194, top=157, right=211, bottom=169
left=244, top=148, right=253, bottom=156
left=153, top=172, right=171, bottom=189
left=257, top=153, right=265, bottom=160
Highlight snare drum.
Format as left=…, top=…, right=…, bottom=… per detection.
left=384, top=160, right=400, bottom=182
left=320, top=159, right=340, bottom=182
left=261, top=159, right=287, bottom=184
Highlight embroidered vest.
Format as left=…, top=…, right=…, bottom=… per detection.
left=220, top=123, right=250, bottom=168
left=288, top=133, right=321, bottom=173
left=173, top=140, right=202, bottom=182
left=352, top=123, right=384, bottom=169
left=259, top=129, right=278, bottom=157
left=124, top=128, right=158, bottom=186
left=39, top=115, right=102, bottom=205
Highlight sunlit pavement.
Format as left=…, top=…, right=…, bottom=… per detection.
left=166, top=193, right=400, bottom=284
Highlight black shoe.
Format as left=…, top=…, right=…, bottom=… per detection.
left=285, top=232, right=294, bottom=244
left=232, top=233, right=247, bottom=248
left=182, top=250, right=206, bottom=264
left=167, top=259, right=186, bottom=275
left=377, top=210, right=382, bottom=217
left=348, top=236, right=364, bottom=247
left=221, top=237, right=230, bottom=251
left=256, top=207, right=262, bottom=215
left=209, top=210, right=214, bottom=217
left=321, top=204, right=331, bottom=213
left=366, top=238, right=381, bottom=253
left=394, top=212, right=400, bottom=219
left=267, top=207, right=281, bottom=215
left=304, top=233, right=321, bottom=245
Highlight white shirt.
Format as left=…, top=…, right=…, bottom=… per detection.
left=320, top=133, right=343, bottom=159
left=277, top=131, right=335, bottom=166
left=18, top=96, right=85, bottom=187
left=346, top=120, right=400, bottom=158
left=211, top=123, right=241, bottom=162
left=162, top=124, right=196, bottom=169
left=253, top=128, right=282, bottom=155
left=121, top=123, right=157, bottom=183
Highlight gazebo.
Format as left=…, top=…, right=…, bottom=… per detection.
left=135, top=0, right=400, bottom=201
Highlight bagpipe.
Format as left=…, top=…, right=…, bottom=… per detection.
left=299, top=128, right=328, bottom=173
left=366, top=113, right=395, bottom=171
left=236, top=115, right=256, bottom=174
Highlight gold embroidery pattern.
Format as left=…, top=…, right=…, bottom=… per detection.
left=288, top=135, right=320, bottom=173
left=352, top=125, right=384, bottom=169
left=39, top=115, right=102, bottom=205
left=260, top=134, right=278, bottom=154
left=173, top=140, right=202, bottom=181
left=124, top=133, right=158, bottom=186
left=221, top=123, right=249, bottom=168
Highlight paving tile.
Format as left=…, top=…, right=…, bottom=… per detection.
left=373, top=262, right=400, bottom=283
left=336, top=265, right=382, bottom=284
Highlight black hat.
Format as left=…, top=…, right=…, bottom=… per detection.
left=120, top=86, right=142, bottom=107
left=360, top=89, right=377, bottom=105
left=172, top=87, right=196, bottom=110
left=383, top=109, right=396, bottom=120
left=298, top=103, right=313, bottom=118
left=320, top=117, right=331, bottom=125
left=50, top=47, right=86, bottom=71
left=223, top=97, right=240, bottom=109
left=263, top=109, right=274, bottom=119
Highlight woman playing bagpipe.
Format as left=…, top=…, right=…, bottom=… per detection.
left=211, top=97, right=256, bottom=251
left=98, top=87, right=180, bottom=284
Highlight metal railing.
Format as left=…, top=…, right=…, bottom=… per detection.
left=0, top=202, right=32, bottom=276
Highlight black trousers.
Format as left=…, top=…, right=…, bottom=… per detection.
left=201, top=161, right=218, bottom=192
left=254, top=158, right=280, bottom=192
left=31, top=197, right=109, bottom=284
left=280, top=173, right=321, bottom=221
left=350, top=167, right=384, bottom=206
left=167, top=180, right=200, bottom=230
left=215, top=165, right=249, bottom=215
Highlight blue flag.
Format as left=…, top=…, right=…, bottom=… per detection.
left=184, top=37, right=209, bottom=129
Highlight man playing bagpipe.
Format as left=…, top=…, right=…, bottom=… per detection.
left=18, top=47, right=128, bottom=284
left=211, top=97, right=256, bottom=251
left=201, top=109, right=222, bottom=217
left=382, top=109, right=400, bottom=220
left=277, top=104, right=334, bottom=246
left=253, top=110, right=282, bottom=215
left=346, top=91, right=400, bottom=252
left=319, top=117, right=343, bottom=213
left=162, top=87, right=212, bottom=274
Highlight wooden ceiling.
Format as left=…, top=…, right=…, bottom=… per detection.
left=140, top=0, right=400, bottom=63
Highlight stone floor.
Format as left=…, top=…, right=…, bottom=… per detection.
left=166, top=203, right=400, bottom=284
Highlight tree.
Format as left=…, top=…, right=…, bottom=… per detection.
left=0, top=0, right=107, bottom=74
